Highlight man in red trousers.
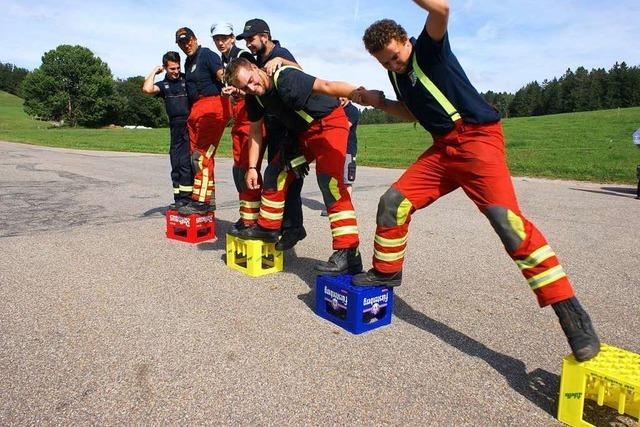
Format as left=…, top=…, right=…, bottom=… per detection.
left=351, top=0, right=600, bottom=362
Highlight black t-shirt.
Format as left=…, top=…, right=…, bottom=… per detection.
left=184, top=46, right=224, bottom=103
left=389, top=29, right=500, bottom=135
left=155, top=73, right=190, bottom=122
left=222, top=45, right=255, bottom=67
left=245, top=68, right=339, bottom=134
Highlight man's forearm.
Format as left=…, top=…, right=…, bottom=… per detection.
left=142, top=69, right=159, bottom=95
left=380, top=99, right=417, bottom=122
left=248, top=121, right=264, bottom=167
left=312, top=79, right=358, bottom=99
left=413, top=0, right=449, bottom=40
left=413, top=0, right=449, bottom=15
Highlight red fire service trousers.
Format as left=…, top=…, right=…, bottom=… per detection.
left=187, top=95, right=231, bottom=205
left=371, top=121, right=574, bottom=307
left=231, top=98, right=263, bottom=225
left=257, top=107, right=359, bottom=250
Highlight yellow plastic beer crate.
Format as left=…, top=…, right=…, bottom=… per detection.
left=226, top=234, right=283, bottom=277
left=558, top=344, right=640, bottom=426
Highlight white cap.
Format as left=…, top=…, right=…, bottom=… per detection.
left=210, top=22, right=234, bottom=36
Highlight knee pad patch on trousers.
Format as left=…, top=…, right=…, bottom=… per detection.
left=376, top=187, right=413, bottom=227
left=485, top=206, right=526, bottom=253
left=232, top=166, right=246, bottom=193
left=317, top=174, right=341, bottom=209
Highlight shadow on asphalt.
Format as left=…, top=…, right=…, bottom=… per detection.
left=197, top=219, right=235, bottom=253
left=393, top=296, right=560, bottom=417
left=301, top=197, right=325, bottom=212
left=570, top=186, right=639, bottom=199
left=142, top=205, right=170, bottom=217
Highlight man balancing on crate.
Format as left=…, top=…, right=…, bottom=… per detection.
left=349, top=0, right=600, bottom=361
left=224, top=58, right=364, bottom=275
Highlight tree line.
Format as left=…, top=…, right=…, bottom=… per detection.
left=1, top=44, right=639, bottom=127
left=2, top=45, right=166, bottom=128
left=482, top=62, right=640, bottom=118
left=0, top=62, right=30, bottom=97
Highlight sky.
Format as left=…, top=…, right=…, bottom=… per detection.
left=2, top=0, right=639, bottom=99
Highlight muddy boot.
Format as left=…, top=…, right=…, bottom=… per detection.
left=314, top=247, right=362, bottom=275
left=552, top=297, right=600, bottom=362
left=275, top=227, right=307, bottom=251
left=352, top=268, right=403, bottom=287
left=229, top=224, right=279, bottom=242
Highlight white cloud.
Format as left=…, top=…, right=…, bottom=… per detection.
left=1, top=0, right=638, bottom=95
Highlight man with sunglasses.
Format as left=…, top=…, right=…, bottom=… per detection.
left=175, top=27, right=230, bottom=215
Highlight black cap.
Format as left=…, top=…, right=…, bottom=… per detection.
left=175, top=27, right=196, bottom=43
left=235, top=19, right=270, bottom=40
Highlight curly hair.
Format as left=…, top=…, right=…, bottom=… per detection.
left=362, top=19, right=408, bottom=54
left=224, top=57, right=253, bottom=86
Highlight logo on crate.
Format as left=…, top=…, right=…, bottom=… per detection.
left=196, top=214, right=214, bottom=224
left=169, top=215, right=190, bottom=227
left=324, top=286, right=348, bottom=309
left=564, top=392, right=583, bottom=400
left=363, top=294, right=388, bottom=315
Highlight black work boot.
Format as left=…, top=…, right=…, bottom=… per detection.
left=172, top=198, right=190, bottom=209
left=178, top=200, right=214, bottom=215
left=275, top=227, right=307, bottom=251
left=231, top=218, right=249, bottom=233
left=314, top=247, right=363, bottom=275
left=552, top=297, right=600, bottom=362
left=352, top=268, right=403, bottom=287
left=229, top=224, right=279, bottom=242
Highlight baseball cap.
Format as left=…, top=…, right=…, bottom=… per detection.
left=175, top=27, right=196, bottom=43
left=210, top=22, right=234, bottom=36
left=235, top=19, right=270, bottom=40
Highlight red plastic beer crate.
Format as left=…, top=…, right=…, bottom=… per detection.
left=165, top=209, right=215, bottom=243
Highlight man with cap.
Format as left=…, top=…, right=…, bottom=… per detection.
left=210, top=21, right=264, bottom=231
left=175, top=26, right=231, bottom=215
left=350, top=0, right=600, bottom=362
left=224, top=58, right=364, bottom=275
left=236, top=19, right=307, bottom=251
left=142, top=51, right=193, bottom=209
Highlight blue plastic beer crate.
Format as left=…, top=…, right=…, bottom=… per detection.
left=315, top=274, right=393, bottom=334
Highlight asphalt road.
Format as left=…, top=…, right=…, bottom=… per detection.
left=1, top=140, right=638, bottom=425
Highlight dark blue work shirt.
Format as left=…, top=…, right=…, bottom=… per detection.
left=256, top=41, right=296, bottom=67
left=389, top=29, right=500, bottom=135
left=184, top=46, right=223, bottom=103
left=155, top=73, right=190, bottom=122
left=245, top=67, right=339, bottom=134
left=222, top=45, right=255, bottom=67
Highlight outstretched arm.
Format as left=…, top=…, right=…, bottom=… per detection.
left=142, top=66, right=162, bottom=95
left=413, top=0, right=450, bottom=41
left=351, top=88, right=416, bottom=122
left=311, top=78, right=358, bottom=99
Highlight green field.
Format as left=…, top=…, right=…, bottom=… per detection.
left=1, top=91, right=639, bottom=183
